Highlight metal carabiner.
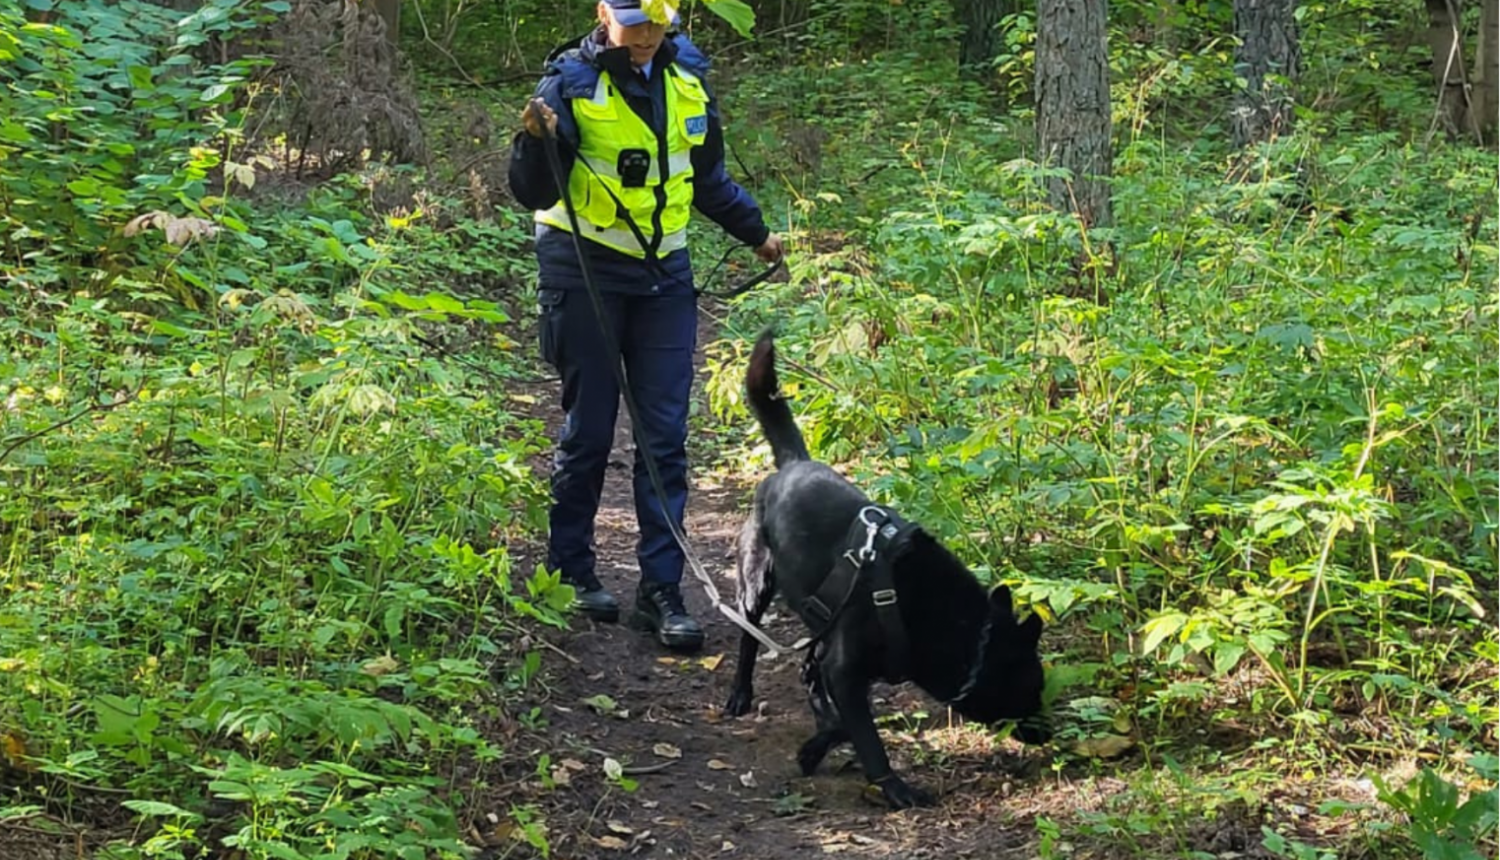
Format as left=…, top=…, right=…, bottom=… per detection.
left=854, top=505, right=884, bottom=563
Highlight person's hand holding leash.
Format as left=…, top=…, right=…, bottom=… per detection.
left=522, top=98, right=558, bottom=139
left=754, top=234, right=784, bottom=264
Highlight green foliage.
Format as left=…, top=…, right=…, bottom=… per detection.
left=0, top=5, right=560, bottom=857
left=0, top=0, right=284, bottom=291
left=1374, top=756, right=1500, bottom=860
left=702, top=16, right=1496, bottom=857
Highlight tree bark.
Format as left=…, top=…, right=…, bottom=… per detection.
left=1035, top=0, right=1112, bottom=229
left=1425, top=0, right=1475, bottom=140
left=1231, top=0, right=1300, bottom=147
left=1471, top=0, right=1498, bottom=142
left=958, top=0, right=1015, bottom=82
left=374, top=0, right=401, bottom=49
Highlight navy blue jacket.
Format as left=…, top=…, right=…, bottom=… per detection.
left=508, top=30, right=770, bottom=295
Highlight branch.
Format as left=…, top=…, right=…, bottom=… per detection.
left=0, top=389, right=139, bottom=468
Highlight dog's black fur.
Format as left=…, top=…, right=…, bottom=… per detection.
left=722, top=332, right=1050, bottom=809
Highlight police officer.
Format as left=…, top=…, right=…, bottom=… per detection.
left=508, top=0, right=783, bottom=653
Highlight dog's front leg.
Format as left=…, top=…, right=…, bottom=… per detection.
left=723, top=630, right=760, bottom=716
left=797, top=653, right=850, bottom=775
left=724, top=522, right=775, bottom=717
left=820, top=644, right=935, bottom=809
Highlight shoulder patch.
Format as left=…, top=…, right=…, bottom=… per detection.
left=556, top=56, right=603, bottom=100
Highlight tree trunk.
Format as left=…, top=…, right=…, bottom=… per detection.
left=958, top=0, right=1014, bottom=82
left=1425, top=0, right=1475, bottom=140
left=1471, top=0, right=1498, bottom=143
left=1035, top=0, right=1112, bottom=229
left=374, top=0, right=401, bottom=49
left=1231, top=0, right=1300, bottom=147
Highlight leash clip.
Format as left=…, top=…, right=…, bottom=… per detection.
left=854, top=505, right=884, bottom=563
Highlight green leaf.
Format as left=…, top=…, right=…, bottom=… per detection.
left=701, top=0, right=755, bottom=37
left=424, top=292, right=465, bottom=314
left=1138, top=612, right=1187, bottom=657
left=1212, top=641, right=1246, bottom=676
left=387, top=291, right=429, bottom=311
left=582, top=694, right=618, bottom=715
left=122, top=800, right=198, bottom=819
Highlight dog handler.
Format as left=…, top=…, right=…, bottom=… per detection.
left=508, top=0, right=783, bottom=652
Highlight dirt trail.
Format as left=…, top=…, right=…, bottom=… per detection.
left=488, top=314, right=1050, bottom=860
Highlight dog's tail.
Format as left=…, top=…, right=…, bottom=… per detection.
left=745, top=330, right=811, bottom=469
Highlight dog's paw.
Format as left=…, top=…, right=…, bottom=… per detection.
left=871, top=776, right=935, bottom=810
left=796, top=728, right=847, bottom=775
left=723, top=689, right=754, bottom=718
left=797, top=739, right=829, bottom=775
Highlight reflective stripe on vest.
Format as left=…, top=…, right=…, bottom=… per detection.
left=536, top=63, right=709, bottom=259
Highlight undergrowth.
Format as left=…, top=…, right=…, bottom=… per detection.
left=702, top=26, right=1498, bottom=860
left=2, top=4, right=565, bottom=857
left=1, top=1, right=1494, bottom=858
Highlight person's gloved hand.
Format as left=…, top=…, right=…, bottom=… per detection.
left=522, top=98, right=558, bottom=139
left=755, top=233, right=784, bottom=264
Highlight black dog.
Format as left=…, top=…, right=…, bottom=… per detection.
left=722, top=331, right=1050, bottom=809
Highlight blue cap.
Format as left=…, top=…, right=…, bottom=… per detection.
left=602, top=0, right=678, bottom=27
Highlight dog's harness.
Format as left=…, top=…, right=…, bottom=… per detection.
left=801, top=505, right=919, bottom=681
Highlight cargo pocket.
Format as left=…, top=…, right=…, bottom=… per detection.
left=537, top=287, right=567, bottom=369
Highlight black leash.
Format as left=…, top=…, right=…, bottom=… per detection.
left=536, top=107, right=801, bottom=654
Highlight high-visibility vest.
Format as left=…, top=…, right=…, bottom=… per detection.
left=537, top=64, right=710, bottom=259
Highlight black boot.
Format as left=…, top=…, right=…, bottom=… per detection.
left=632, top=582, right=704, bottom=653
left=565, top=573, right=619, bottom=623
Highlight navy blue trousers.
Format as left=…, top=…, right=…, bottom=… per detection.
left=538, top=286, right=696, bottom=586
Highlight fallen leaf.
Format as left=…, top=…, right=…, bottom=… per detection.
left=707, top=759, right=733, bottom=770
left=604, top=758, right=624, bottom=780
left=605, top=821, right=633, bottom=836
left=561, top=758, right=588, bottom=771
left=1071, top=734, right=1136, bottom=759
left=583, top=694, right=619, bottom=715
left=594, top=835, right=628, bottom=850
left=739, top=770, right=757, bottom=788
left=657, top=657, right=678, bottom=665
left=1, top=732, right=31, bottom=771
left=549, top=766, right=572, bottom=786
left=699, top=653, right=725, bottom=671
left=360, top=654, right=400, bottom=677
left=641, top=800, right=660, bottom=809
left=652, top=743, right=683, bottom=759
left=722, top=840, right=737, bottom=852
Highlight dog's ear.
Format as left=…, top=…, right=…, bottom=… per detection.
left=988, top=585, right=1014, bottom=619
left=1020, top=612, right=1043, bottom=645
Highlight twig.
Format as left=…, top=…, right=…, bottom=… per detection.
left=0, top=389, right=139, bottom=467
left=585, top=747, right=682, bottom=775
left=536, top=635, right=581, bottom=665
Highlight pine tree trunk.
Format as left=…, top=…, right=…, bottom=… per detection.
left=1035, top=0, right=1112, bottom=229
left=1231, top=0, right=1300, bottom=147
left=374, top=0, right=401, bottom=49
left=958, top=0, right=1014, bottom=82
left=1426, top=0, right=1474, bottom=139
left=1471, top=0, right=1498, bottom=143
